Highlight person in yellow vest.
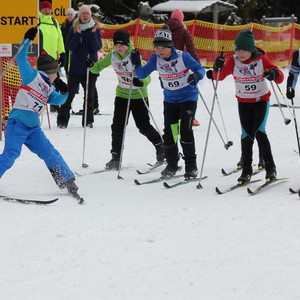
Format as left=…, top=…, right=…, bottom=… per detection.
left=39, top=1, right=66, bottom=113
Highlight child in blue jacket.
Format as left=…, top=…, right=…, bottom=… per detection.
left=0, top=27, right=79, bottom=196
left=131, top=25, right=205, bottom=178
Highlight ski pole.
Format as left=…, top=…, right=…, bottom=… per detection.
left=0, top=20, right=40, bottom=79
left=82, top=57, right=90, bottom=168
left=275, top=82, right=297, bottom=120
left=197, top=86, right=233, bottom=149
left=137, top=87, right=164, bottom=141
left=289, top=91, right=300, bottom=157
left=211, top=78, right=231, bottom=144
left=197, top=69, right=221, bottom=189
left=117, top=67, right=135, bottom=179
left=270, top=81, right=291, bottom=125
left=0, top=39, right=31, bottom=80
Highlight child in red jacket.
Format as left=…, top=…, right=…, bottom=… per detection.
left=207, top=29, right=284, bottom=183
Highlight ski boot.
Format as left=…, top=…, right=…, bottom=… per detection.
left=155, top=143, right=165, bottom=163
left=161, top=163, right=179, bottom=177
left=265, top=167, right=277, bottom=182
left=184, top=164, right=198, bottom=179
left=237, top=166, right=252, bottom=185
left=105, top=153, right=120, bottom=170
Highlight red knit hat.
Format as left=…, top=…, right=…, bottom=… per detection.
left=39, top=1, right=52, bottom=11
left=171, top=9, right=184, bottom=22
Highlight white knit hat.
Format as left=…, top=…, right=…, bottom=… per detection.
left=66, top=8, right=75, bottom=16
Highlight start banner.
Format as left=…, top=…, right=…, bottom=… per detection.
left=0, top=0, right=71, bottom=56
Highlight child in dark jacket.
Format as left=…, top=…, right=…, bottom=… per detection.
left=0, top=27, right=79, bottom=197
left=131, top=25, right=205, bottom=178
left=207, top=29, right=284, bottom=183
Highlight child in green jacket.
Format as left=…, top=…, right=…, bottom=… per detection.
left=87, top=30, right=164, bottom=169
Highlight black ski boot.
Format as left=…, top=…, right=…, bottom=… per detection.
left=105, top=153, right=120, bottom=170
left=237, top=165, right=252, bottom=184
left=161, top=162, right=179, bottom=177
left=265, top=167, right=277, bottom=182
left=258, top=152, right=265, bottom=170
left=155, top=143, right=165, bottom=163
left=184, top=164, right=198, bottom=179
left=236, top=156, right=243, bottom=170
left=65, top=179, right=84, bottom=204
left=65, top=179, right=79, bottom=194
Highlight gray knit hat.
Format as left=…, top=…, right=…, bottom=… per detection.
left=153, top=25, right=173, bottom=48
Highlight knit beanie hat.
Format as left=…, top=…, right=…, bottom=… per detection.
left=66, top=8, right=75, bottom=16
left=39, top=1, right=52, bottom=11
left=171, top=9, right=184, bottom=22
left=78, top=4, right=91, bottom=17
left=153, top=25, right=173, bottom=48
left=234, top=29, right=256, bottom=52
left=37, top=51, right=58, bottom=74
left=113, top=30, right=130, bottom=46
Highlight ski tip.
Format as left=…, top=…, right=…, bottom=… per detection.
left=289, top=188, right=296, bottom=194
left=215, top=187, right=223, bottom=195
left=163, top=182, right=171, bottom=188
left=134, top=179, right=141, bottom=185
left=247, top=187, right=254, bottom=195
left=136, top=170, right=143, bottom=175
left=221, top=168, right=227, bottom=175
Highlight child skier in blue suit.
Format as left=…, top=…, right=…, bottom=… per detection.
left=0, top=27, right=79, bottom=196
left=131, top=25, right=205, bottom=178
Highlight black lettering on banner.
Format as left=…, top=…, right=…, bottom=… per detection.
left=53, top=7, right=66, bottom=17
left=0, top=16, right=35, bottom=26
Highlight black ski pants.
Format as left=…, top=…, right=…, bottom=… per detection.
left=163, top=101, right=197, bottom=166
left=110, top=96, right=162, bottom=156
left=238, top=101, right=275, bottom=170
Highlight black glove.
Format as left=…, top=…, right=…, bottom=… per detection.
left=213, top=52, right=225, bottom=71
left=24, top=27, right=38, bottom=41
left=85, top=57, right=95, bottom=68
left=286, top=87, right=295, bottom=100
left=206, top=70, right=213, bottom=80
left=187, top=71, right=202, bottom=85
left=54, top=78, right=68, bottom=94
left=132, top=77, right=143, bottom=87
left=264, top=69, right=278, bottom=81
left=58, top=53, right=65, bottom=67
left=131, top=49, right=141, bottom=67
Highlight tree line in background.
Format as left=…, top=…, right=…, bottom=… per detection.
left=72, top=0, right=300, bottom=25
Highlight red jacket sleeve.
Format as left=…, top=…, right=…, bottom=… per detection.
left=212, top=55, right=234, bottom=80
left=262, top=55, right=284, bottom=84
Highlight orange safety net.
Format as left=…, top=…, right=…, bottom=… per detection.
left=1, top=19, right=300, bottom=121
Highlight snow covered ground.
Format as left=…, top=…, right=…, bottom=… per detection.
left=1, top=66, right=300, bottom=300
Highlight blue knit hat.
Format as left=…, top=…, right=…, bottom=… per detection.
left=234, top=30, right=256, bottom=52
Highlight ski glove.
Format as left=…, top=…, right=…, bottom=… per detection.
left=206, top=70, right=213, bottom=80
left=187, top=72, right=202, bottom=85
left=24, top=27, right=38, bottom=41
left=264, top=69, right=278, bottom=81
left=85, top=57, right=95, bottom=68
left=131, top=49, right=141, bottom=67
left=132, top=77, right=144, bottom=87
left=286, top=87, right=295, bottom=100
left=213, top=53, right=225, bottom=71
left=54, top=78, right=68, bottom=94
left=58, top=53, right=65, bottom=67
